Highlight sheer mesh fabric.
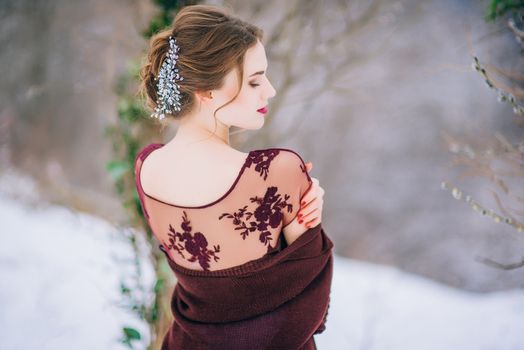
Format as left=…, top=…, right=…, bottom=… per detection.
left=134, top=143, right=313, bottom=272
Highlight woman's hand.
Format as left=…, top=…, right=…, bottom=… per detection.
left=297, top=161, right=324, bottom=229
left=282, top=161, right=325, bottom=245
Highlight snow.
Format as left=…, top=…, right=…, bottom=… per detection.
left=0, top=171, right=155, bottom=350
left=1, top=175, right=524, bottom=349
left=317, top=257, right=524, bottom=350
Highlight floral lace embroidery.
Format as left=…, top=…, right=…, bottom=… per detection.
left=246, top=149, right=280, bottom=180
left=218, top=186, right=293, bottom=254
left=161, top=210, right=221, bottom=271
left=218, top=149, right=293, bottom=254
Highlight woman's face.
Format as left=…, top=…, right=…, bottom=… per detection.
left=212, top=39, right=276, bottom=129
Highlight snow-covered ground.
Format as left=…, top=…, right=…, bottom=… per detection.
left=1, top=173, right=524, bottom=350
left=319, top=254, right=524, bottom=350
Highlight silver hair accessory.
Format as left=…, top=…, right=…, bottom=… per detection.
left=151, top=35, right=184, bottom=120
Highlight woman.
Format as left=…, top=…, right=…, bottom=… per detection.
left=134, top=4, right=334, bottom=350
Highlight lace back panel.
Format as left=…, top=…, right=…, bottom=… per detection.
left=134, top=143, right=313, bottom=272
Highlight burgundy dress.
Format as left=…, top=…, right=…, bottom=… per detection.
left=134, top=143, right=334, bottom=350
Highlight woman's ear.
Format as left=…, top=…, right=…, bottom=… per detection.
left=195, top=90, right=213, bottom=103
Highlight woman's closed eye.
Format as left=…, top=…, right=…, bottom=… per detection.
left=249, top=82, right=260, bottom=88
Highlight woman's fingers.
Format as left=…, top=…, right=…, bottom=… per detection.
left=299, top=195, right=323, bottom=215
left=305, top=216, right=320, bottom=228
left=298, top=207, right=319, bottom=222
left=301, top=196, right=314, bottom=209
left=298, top=198, right=317, bottom=217
left=300, top=177, right=318, bottom=207
left=296, top=169, right=324, bottom=228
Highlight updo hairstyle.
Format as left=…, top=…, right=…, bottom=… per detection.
left=138, top=4, right=264, bottom=124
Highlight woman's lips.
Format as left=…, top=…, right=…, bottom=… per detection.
left=257, top=106, right=268, bottom=114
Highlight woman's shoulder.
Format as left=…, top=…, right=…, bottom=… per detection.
left=249, top=147, right=308, bottom=169
left=246, top=147, right=310, bottom=183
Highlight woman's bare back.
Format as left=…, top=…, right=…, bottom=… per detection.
left=139, top=142, right=249, bottom=208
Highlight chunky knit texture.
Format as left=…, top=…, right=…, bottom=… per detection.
left=134, top=143, right=334, bottom=349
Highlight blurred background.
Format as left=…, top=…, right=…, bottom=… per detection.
left=1, top=0, right=523, bottom=349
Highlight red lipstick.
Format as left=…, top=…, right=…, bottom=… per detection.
left=257, top=106, right=268, bottom=114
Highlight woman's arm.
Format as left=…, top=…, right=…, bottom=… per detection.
left=283, top=162, right=324, bottom=245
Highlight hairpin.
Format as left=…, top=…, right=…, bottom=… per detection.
left=151, top=35, right=184, bottom=120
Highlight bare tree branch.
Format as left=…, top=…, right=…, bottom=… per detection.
left=475, top=255, right=524, bottom=270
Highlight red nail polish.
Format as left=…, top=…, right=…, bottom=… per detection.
left=298, top=219, right=303, bottom=224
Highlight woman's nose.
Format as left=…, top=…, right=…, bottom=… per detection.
left=267, top=81, right=276, bottom=98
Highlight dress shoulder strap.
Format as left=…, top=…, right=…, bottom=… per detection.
left=134, top=143, right=164, bottom=219
left=136, top=143, right=163, bottom=162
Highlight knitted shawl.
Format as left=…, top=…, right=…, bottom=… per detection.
left=159, top=223, right=333, bottom=350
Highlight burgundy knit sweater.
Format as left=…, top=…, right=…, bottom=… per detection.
left=135, top=143, right=334, bottom=349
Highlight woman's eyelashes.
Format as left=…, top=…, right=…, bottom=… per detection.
left=249, top=82, right=260, bottom=88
